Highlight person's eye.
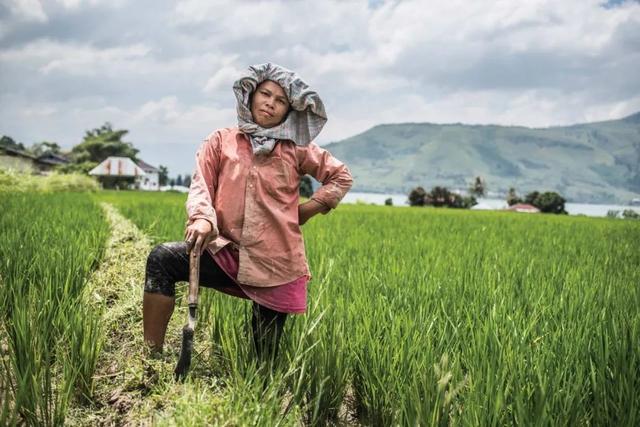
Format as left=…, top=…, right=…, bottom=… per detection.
left=277, top=99, right=286, bottom=105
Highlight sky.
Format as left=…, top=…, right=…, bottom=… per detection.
left=1, top=0, right=639, bottom=176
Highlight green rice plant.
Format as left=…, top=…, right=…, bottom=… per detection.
left=283, top=285, right=351, bottom=425
left=0, top=192, right=109, bottom=425
left=95, top=190, right=187, bottom=243
left=64, top=303, right=105, bottom=402
left=96, top=192, right=640, bottom=426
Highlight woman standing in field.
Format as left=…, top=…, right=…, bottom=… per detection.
left=142, top=63, right=353, bottom=361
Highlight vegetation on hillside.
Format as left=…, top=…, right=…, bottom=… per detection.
left=324, top=112, right=640, bottom=203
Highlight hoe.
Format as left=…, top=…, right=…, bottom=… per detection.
left=174, top=250, right=200, bottom=381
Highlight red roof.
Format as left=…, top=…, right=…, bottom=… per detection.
left=506, top=203, right=540, bottom=213
left=136, top=159, right=160, bottom=173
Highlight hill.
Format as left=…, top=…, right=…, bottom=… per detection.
left=323, top=112, right=640, bottom=204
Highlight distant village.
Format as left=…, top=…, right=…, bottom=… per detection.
left=2, top=124, right=639, bottom=219
left=0, top=124, right=189, bottom=192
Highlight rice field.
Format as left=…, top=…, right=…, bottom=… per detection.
left=0, top=193, right=109, bottom=426
left=1, top=190, right=639, bottom=425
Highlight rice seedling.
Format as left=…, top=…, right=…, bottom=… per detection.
left=0, top=192, right=109, bottom=425
left=88, top=191, right=640, bottom=425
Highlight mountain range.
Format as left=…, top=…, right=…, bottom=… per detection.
left=322, top=112, right=640, bottom=204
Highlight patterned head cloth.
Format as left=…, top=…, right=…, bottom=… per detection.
left=233, top=63, right=327, bottom=155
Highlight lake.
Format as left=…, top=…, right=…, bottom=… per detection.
left=341, top=192, right=640, bottom=218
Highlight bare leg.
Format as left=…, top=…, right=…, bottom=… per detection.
left=143, top=291, right=175, bottom=352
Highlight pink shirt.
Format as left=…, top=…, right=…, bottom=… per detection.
left=186, top=127, right=353, bottom=287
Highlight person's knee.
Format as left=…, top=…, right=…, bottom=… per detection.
left=144, top=243, right=180, bottom=297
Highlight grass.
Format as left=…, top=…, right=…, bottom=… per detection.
left=2, top=189, right=639, bottom=425
left=89, top=190, right=640, bottom=425
left=0, top=170, right=100, bottom=193
left=0, top=192, right=109, bottom=425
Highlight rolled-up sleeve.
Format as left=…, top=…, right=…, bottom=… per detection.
left=297, top=142, right=353, bottom=212
left=185, top=132, right=220, bottom=229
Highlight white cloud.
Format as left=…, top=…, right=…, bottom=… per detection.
left=133, top=96, right=236, bottom=129
left=54, top=0, right=126, bottom=9
left=1, top=0, right=639, bottom=172
left=0, top=39, right=152, bottom=75
left=4, top=0, right=48, bottom=22
left=203, top=63, right=243, bottom=94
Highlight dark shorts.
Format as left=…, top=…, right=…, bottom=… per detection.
left=144, top=241, right=240, bottom=298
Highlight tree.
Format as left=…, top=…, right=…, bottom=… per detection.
left=524, top=191, right=567, bottom=214
left=451, top=194, right=477, bottom=209
left=0, top=135, right=26, bottom=151
left=176, top=175, right=183, bottom=186
left=408, top=186, right=427, bottom=206
left=169, top=178, right=176, bottom=187
left=30, top=141, right=62, bottom=157
left=183, top=173, right=192, bottom=188
left=622, top=209, right=639, bottom=219
left=384, top=197, right=393, bottom=206
left=409, top=186, right=476, bottom=209
left=506, top=187, right=522, bottom=206
left=469, top=176, right=486, bottom=197
left=426, top=186, right=452, bottom=207
left=158, top=165, right=169, bottom=186
left=299, top=175, right=313, bottom=198
left=524, top=191, right=540, bottom=206
left=606, top=210, right=620, bottom=219
left=70, top=122, right=138, bottom=164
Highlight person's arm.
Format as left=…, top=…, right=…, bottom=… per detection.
left=297, top=143, right=353, bottom=225
left=185, top=132, right=221, bottom=254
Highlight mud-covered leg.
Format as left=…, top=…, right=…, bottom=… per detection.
left=142, top=243, right=186, bottom=352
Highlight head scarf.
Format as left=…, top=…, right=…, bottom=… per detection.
left=233, top=63, right=327, bottom=155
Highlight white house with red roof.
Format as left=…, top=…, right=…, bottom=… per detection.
left=89, top=156, right=160, bottom=190
left=506, top=203, right=540, bottom=213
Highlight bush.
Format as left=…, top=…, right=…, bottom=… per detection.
left=408, top=187, right=427, bottom=206
left=622, top=209, right=640, bottom=219
left=524, top=191, right=567, bottom=214
left=0, top=170, right=100, bottom=193
left=408, top=186, right=477, bottom=209
left=606, top=210, right=620, bottom=219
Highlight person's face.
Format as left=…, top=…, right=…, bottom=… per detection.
left=250, top=80, right=289, bottom=128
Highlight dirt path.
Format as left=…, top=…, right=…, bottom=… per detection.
left=67, top=202, right=359, bottom=426
left=67, top=202, right=186, bottom=426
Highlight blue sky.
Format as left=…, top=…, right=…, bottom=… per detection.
left=1, top=0, right=639, bottom=176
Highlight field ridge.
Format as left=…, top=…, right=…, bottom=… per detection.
left=68, top=202, right=170, bottom=425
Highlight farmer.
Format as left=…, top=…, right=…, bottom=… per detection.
left=142, top=63, right=353, bottom=361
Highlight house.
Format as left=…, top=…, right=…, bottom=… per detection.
left=471, top=200, right=508, bottom=211
left=0, top=146, right=37, bottom=173
left=136, top=159, right=160, bottom=191
left=37, top=153, right=70, bottom=172
left=0, top=146, right=68, bottom=174
left=88, top=156, right=160, bottom=191
left=505, top=203, right=540, bottom=213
